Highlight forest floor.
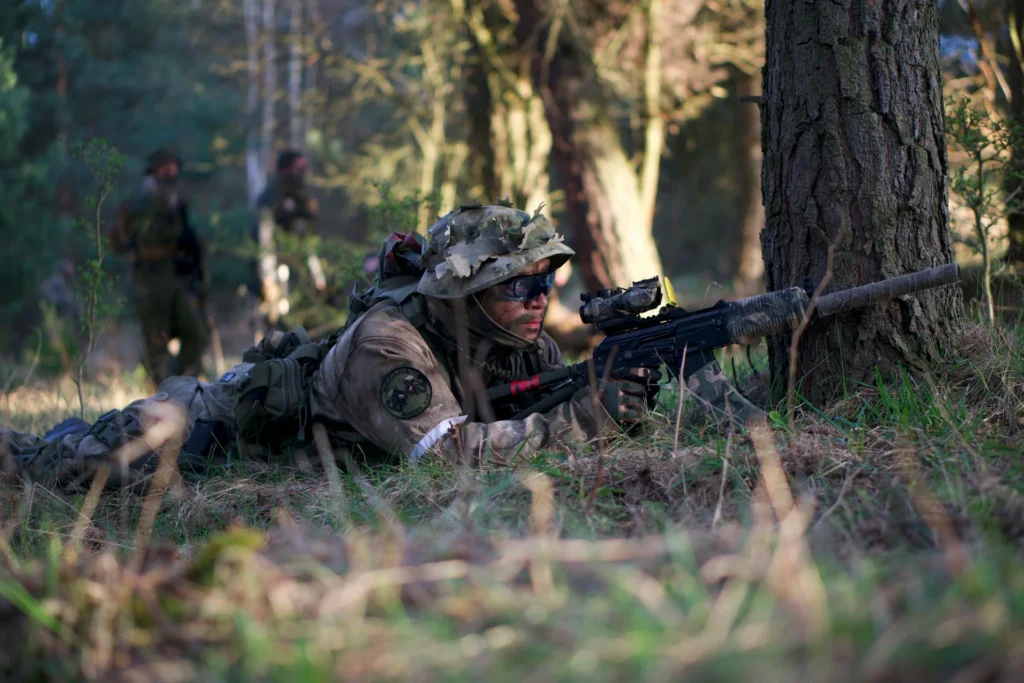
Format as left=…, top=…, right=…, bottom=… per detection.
left=1, top=322, right=1023, bottom=681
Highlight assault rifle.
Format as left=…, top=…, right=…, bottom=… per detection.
left=480, top=263, right=962, bottom=420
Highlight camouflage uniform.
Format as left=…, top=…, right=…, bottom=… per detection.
left=1, top=204, right=761, bottom=486
left=310, top=204, right=762, bottom=464
left=2, top=374, right=238, bottom=488
left=113, top=150, right=209, bottom=383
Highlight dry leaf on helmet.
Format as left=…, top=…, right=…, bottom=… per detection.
left=521, top=222, right=554, bottom=250
left=445, top=253, right=473, bottom=278
left=444, top=236, right=507, bottom=278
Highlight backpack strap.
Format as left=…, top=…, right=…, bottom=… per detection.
left=394, top=295, right=456, bottom=394
left=286, top=342, right=324, bottom=365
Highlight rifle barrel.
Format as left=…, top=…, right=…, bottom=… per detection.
left=815, top=263, right=960, bottom=317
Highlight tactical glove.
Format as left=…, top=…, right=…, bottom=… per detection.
left=575, top=376, right=649, bottom=425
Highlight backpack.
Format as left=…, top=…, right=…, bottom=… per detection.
left=231, top=231, right=429, bottom=447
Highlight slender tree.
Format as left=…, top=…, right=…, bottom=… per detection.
left=761, top=0, right=964, bottom=404
left=1005, top=0, right=1024, bottom=263
left=451, top=0, right=552, bottom=212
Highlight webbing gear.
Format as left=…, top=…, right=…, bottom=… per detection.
left=13, top=443, right=55, bottom=472
left=89, top=409, right=145, bottom=450
left=44, top=417, right=91, bottom=442
left=234, top=327, right=329, bottom=446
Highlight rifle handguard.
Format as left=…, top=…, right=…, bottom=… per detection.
left=725, top=288, right=810, bottom=340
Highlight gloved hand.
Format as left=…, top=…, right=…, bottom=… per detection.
left=638, top=368, right=663, bottom=409
left=575, top=375, right=649, bottom=425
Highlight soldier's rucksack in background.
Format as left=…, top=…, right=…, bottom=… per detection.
left=347, top=231, right=427, bottom=321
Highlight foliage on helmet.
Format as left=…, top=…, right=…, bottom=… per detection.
left=416, top=203, right=575, bottom=299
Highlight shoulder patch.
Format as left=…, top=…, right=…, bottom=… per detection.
left=380, top=366, right=432, bottom=419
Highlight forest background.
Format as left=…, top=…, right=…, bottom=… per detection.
left=5, top=2, right=1024, bottom=679
left=0, top=0, right=1017, bottom=371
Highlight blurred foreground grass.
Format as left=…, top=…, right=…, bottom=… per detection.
left=1, top=324, right=1023, bottom=681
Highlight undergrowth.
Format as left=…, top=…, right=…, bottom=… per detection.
left=0, top=323, right=1022, bottom=680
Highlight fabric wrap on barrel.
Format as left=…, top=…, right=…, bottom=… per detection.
left=724, top=288, right=810, bottom=342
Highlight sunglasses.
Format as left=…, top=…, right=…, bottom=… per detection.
left=494, top=271, right=556, bottom=302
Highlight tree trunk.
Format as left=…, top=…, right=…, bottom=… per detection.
left=515, top=0, right=665, bottom=293
left=464, top=37, right=497, bottom=200
left=260, top=0, right=277, bottom=176
left=303, top=0, right=321, bottom=141
left=761, top=0, right=963, bottom=405
left=1006, top=0, right=1024, bottom=264
left=488, top=71, right=551, bottom=212
left=734, top=74, right=765, bottom=296
left=455, top=0, right=551, bottom=211
left=411, top=40, right=448, bottom=232
left=287, top=0, right=302, bottom=148
left=243, top=0, right=265, bottom=203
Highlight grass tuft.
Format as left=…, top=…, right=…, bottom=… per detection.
left=1, top=323, right=1023, bottom=680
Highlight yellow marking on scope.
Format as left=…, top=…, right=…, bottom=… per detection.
left=660, top=277, right=678, bottom=308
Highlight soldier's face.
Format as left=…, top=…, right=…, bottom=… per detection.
left=284, top=157, right=308, bottom=182
left=156, top=161, right=179, bottom=183
left=479, top=259, right=552, bottom=342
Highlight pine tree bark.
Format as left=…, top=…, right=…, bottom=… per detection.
left=761, top=0, right=963, bottom=405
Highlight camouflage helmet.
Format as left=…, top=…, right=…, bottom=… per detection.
left=416, top=203, right=575, bottom=299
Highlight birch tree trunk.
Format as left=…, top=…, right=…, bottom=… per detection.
left=243, top=0, right=265, bottom=203
left=761, top=0, right=963, bottom=405
left=303, top=0, right=321, bottom=141
left=287, top=0, right=302, bottom=147
left=261, top=0, right=277, bottom=175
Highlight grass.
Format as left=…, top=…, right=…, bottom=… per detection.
left=1, top=323, right=1024, bottom=680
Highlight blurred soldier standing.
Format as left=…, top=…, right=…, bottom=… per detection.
left=110, top=148, right=209, bottom=384
left=252, top=149, right=326, bottom=334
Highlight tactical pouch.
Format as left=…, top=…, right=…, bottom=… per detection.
left=234, top=329, right=326, bottom=447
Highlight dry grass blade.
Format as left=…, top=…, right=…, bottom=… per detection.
left=521, top=469, right=556, bottom=594
left=787, top=225, right=844, bottom=425
left=673, top=345, right=689, bottom=498
left=749, top=418, right=829, bottom=637
left=585, top=348, right=618, bottom=518
left=68, top=463, right=110, bottom=554
left=131, top=404, right=188, bottom=553
left=312, top=421, right=353, bottom=533
left=891, top=438, right=970, bottom=578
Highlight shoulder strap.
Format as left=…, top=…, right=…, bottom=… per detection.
left=286, top=342, right=325, bottom=366
left=394, top=295, right=456, bottom=392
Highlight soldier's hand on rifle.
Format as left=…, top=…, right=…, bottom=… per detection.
left=576, top=374, right=650, bottom=425
left=635, top=367, right=663, bottom=410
